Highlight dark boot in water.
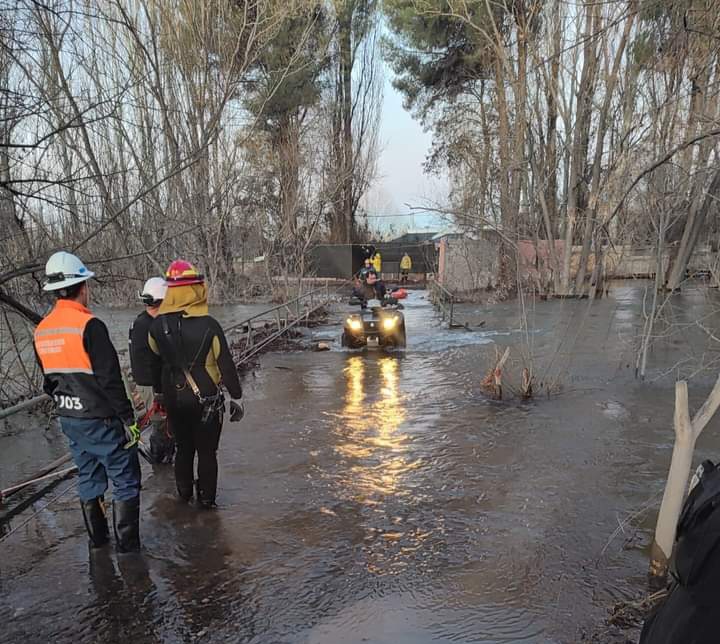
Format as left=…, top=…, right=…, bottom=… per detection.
left=113, top=497, right=141, bottom=553
left=177, top=482, right=193, bottom=503
left=81, top=496, right=109, bottom=548
left=195, top=480, right=216, bottom=510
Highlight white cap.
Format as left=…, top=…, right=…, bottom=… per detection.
left=140, top=277, right=167, bottom=302
left=43, top=251, right=95, bottom=292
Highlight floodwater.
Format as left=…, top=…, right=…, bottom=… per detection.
left=3, top=286, right=720, bottom=643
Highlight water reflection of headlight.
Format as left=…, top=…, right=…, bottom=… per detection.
left=336, top=356, right=409, bottom=496
left=345, top=356, right=365, bottom=409
left=336, top=357, right=430, bottom=574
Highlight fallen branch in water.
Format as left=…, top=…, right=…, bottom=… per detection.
left=0, top=453, right=73, bottom=504
left=608, top=590, right=669, bottom=629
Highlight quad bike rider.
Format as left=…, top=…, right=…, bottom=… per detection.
left=343, top=272, right=406, bottom=349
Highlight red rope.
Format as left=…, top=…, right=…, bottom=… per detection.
left=138, top=401, right=168, bottom=432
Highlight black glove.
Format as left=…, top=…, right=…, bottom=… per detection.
left=229, top=400, right=244, bottom=423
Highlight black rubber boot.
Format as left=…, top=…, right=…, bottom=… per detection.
left=195, top=480, right=216, bottom=509
left=176, top=482, right=193, bottom=503
left=81, top=497, right=109, bottom=548
left=113, top=497, right=141, bottom=553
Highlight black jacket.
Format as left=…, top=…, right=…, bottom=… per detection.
left=361, top=283, right=386, bottom=301
left=149, top=313, right=242, bottom=410
left=129, top=311, right=160, bottom=387
left=36, top=314, right=135, bottom=423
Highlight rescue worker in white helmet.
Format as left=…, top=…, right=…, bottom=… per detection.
left=33, top=252, right=142, bottom=552
left=129, top=277, right=167, bottom=412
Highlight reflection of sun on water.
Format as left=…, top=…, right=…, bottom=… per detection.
left=336, top=356, right=414, bottom=497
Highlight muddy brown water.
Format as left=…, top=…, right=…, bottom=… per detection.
left=3, top=286, right=720, bottom=643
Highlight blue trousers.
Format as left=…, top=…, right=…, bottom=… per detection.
left=60, top=416, right=141, bottom=502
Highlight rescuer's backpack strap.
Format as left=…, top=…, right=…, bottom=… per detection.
left=160, top=314, right=203, bottom=404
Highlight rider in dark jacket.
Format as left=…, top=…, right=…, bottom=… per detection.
left=365, top=271, right=386, bottom=301
left=148, top=260, right=243, bottom=508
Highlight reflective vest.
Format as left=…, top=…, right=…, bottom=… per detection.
left=372, top=254, right=382, bottom=272
left=34, top=300, right=114, bottom=418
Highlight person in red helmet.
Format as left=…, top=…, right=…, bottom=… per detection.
left=147, top=260, right=244, bottom=508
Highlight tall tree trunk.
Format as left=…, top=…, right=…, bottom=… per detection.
left=494, top=57, right=517, bottom=291
left=0, top=49, right=29, bottom=256
left=665, top=51, right=719, bottom=290
left=544, top=0, right=561, bottom=238
left=559, top=1, right=599, bottom=295
left=575, top=11, right=634, bottom=294
left=277, top=114, right=301, bottom=242
left=335, top=5, right=354, bottom=244
left=665, top=168, right=720, bottom=291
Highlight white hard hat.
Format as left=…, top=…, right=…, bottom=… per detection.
left=43, top=251, right=95, bottom=292
left=140, top=277, right=167, bottom=303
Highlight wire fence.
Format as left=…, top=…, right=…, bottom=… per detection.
left=1, top=283, right=338, bottom=421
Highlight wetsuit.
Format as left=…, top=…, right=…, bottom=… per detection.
left=129, top=310, right=162, bottom=410
left=129, top=311, right=160, bottom=388
left=130, top=310, right=175, bottom=463
left=34, top=298, right=141, bottom=550
left=149, top=313, right=242, bottom=505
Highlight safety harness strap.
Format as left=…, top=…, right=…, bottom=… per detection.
left=160, top=315, right=205, bottom=403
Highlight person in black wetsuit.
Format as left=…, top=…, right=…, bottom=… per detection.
left=129, top=277, right=166, bottom=411
left=148, top=260, right=243, bottom=508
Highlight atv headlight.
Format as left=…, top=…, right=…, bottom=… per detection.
left=347, top=318, right=363, bottom=332
left=382, top=316, right=397, bottom=331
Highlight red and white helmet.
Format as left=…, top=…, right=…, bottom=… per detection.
left=165, top=259, right=204, bottom=287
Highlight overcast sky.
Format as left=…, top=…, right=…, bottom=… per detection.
left=365, top=70, right=448, bottom=233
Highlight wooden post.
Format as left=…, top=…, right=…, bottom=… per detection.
left=650, top=376, right=720, bottom=579
left=246, top=321, right=253, bottom=348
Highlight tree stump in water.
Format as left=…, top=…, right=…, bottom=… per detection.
left=481, top=347, right=510, bottom=400
left=521, top=368, right=533, bottom=399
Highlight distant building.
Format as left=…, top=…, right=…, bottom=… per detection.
left=387, top=230, right=439, bottom=246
